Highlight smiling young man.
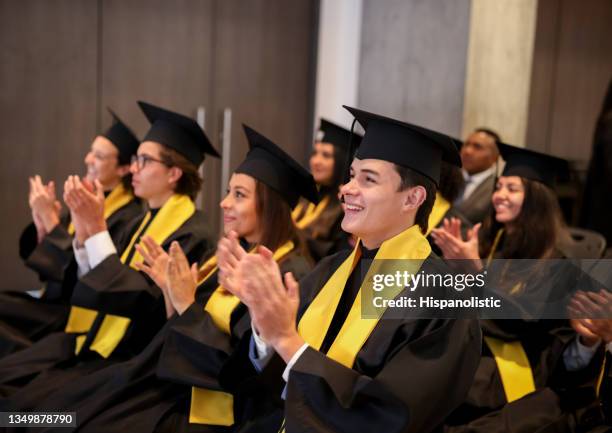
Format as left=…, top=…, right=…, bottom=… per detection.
left=218, top=106, right=482, bottom=433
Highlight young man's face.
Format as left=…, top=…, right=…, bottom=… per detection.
left=340, top=158, right=419, bottom=247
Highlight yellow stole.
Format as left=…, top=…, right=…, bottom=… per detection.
left=277, top=226, right=430, bottom=433
left=68, top=183, right=134, bottom=235
left=292, top=196, right=330, bottom=229
left=596, top=351, right=609, bottom=397
left=483, top=228, right=536, bottom=402
left=189, top=241, right=295, bottom=426
left=66, top=194, right=196, bottom=358
left=425, top=192, right=451, bottom=236
left=298, top=225, right=431, bottom=368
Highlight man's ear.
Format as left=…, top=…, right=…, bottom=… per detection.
left=402, top=185, right=427, bottom=212
left=167, top=166, right=184, bottom=185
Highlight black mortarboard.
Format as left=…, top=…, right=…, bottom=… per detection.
left=499, top=143, right=569, bottom=188
left=236, top=125, right=319, bottom=208
left=343, top=106, right=461, bottom=186
left=102, top=109, right=140, bottom=165
left=317, top=118, right=362, bottom=150
left=138, top=101, right=220, bottom=166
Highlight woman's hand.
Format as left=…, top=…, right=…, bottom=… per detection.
left=216, top=230, right=247, bottom=297
left=166, top=241, right=199, bottom=315
left=134, top=236, right=176, bottom=318
left=431, top=218, right=482, bottom=271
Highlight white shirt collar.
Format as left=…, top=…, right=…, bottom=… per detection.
left=462, top=164, right=497, bottom=184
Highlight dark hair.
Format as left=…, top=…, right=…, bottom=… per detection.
left=474, top=127, right=502, bottom=145
left=479, top=177, right=567, bottom=259
left=438, top=161, right=464, bottom=202
left=120, top=173, right=134, bottom=194
left=394, top=165, right=437, bottom=234
left=254, top=180, right=308, bottom=256
left=159, top=147, right=203, bottom=200
left=331, top=143, right=349, bottom=189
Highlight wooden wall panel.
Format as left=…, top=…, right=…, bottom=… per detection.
left=210, top=0, right=318, bottom=234
left=100, top=0, right=217, bottom=232
left=0, top=0, right=98, bottom=290
left=99, top=0, right=215, bottom=136
left=528, top=0, right=612, bottom=163
left=0, top=0, right=318, bottom=288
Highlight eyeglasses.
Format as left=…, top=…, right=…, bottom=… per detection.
left=130, top=154, right=169, bottom=170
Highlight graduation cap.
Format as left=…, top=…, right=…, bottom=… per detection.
left=451, top=136, right=464, bottom=151
left=342, top=105, right=461, bottom=186
left=138, top=101, right=220, bottom=166
left=498, top=142, right=569, bottom=188
left=102, top=109, right=140, bottom=165
left=236, top=125, right=319, bottom=208
left=317, top=118, right=362, bottom=150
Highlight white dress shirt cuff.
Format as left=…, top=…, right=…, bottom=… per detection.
left=282, top=343, right=309, bottom=382
left=84, top=230, right=117, bottom=269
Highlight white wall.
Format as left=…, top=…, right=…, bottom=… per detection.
left=313, top=0, right=363, bottom=131
left=461, top=0, right=539, bottom=146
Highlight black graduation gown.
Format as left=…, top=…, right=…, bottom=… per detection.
left=591, top=352, right=612, bottom=431
left=442, top=320, right=576, bottom=433
left=221, top=249, right=482, bottom=433
left=0, top=209, right=210, bottom=397
left=442, top=256, right=605, bottom=432
left=295, top=191, right=351, bottom=262
left=427, top=206, right=472, bottom=257
left=580, top=111, right=612, bottom=245
left=3, top=249, right=312, bottom=433
left=0, top=198, right=143, bottom=357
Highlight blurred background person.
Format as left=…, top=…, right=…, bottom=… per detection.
left=454, top=128, right=501, bottom=225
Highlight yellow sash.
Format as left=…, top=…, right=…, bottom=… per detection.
left=68, top=183, right=134, bottom=235
left=482, top=230, right=536, bottom=403
left=484, top=336, right=536, bottom=402
left=291, top=201, right=307, bottom=221
left=292, top=196, right=330, bottom=229
left=190, top=241, right=295, bottom=426
left=425, top=192, right=451, bottom=236
left=66, top=194, right=196, bottom=358
left=486, top=228, right=505, bottom=265
left=276, top=227, right=430, bottom=433
left=120, top=194, right=196, bottom=270
left=596, top=352, right=609, bottom=397
left=298, top=225, right=431, bottom=368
